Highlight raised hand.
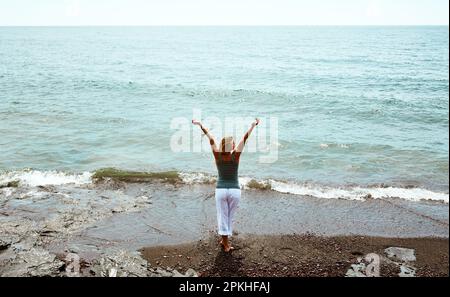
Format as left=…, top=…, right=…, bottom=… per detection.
left=192, top=119, right=202, bottom=126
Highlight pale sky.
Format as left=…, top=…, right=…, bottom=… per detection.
left=0, top=0, right=448, bottom=26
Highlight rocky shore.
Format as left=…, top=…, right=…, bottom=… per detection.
left=0, top=178, right=448, bottom=277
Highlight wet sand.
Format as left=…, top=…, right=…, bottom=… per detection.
left=53, top=182, right=449, bottom=256
left=0, top=180, right=448, bottom=276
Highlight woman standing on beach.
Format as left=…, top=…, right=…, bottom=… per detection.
left=192, top=118, right=260, bottom=252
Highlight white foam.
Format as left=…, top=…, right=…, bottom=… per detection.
left=320, top=143, right=350, bottom=149
left=4, top=169, right=445, bottom=203
left=268, top=180, right=449, bottom=203
left=180, top=172, right=215, bottom=184
left=180, top=173, right=449, bottom=203
left=0, top=170, right=92, bottom=187
left=240, top=177, right=252, bottom=186
left=0, top=187, right=14, bottom=198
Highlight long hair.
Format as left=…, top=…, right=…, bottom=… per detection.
left=220, top=137, right=234, bottom=153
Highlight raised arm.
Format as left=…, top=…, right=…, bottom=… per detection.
left=234, top=118, right=260, bottom=153
left=192, top=120, right=219, bottom=153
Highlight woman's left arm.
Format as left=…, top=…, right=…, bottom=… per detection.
left=234, top=118, right=260, bottom=153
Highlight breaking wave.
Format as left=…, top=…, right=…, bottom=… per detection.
left=266, top=180, right=448, bottom=203
left=0, top=169, right=448, bottom=203
left=0, top=170, right=92, bottom=187
left=183, top=173, right=449, bottom=203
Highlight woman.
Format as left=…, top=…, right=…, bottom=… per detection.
left=192, top=118, right=260, bottom=252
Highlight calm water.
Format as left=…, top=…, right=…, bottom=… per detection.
left=0, top=26, right=448, bottom=192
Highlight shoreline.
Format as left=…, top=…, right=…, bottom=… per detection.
left=1, top=168, right=448, bottom=203
left=0, top=180, right=448, bottom=277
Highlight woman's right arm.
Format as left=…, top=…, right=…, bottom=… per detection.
left=192, top=120, right=219, bottom=153
left=235, top=118, right=260, bottom=153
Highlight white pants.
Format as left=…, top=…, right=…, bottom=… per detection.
left=215, top=188, right=241, bottom=236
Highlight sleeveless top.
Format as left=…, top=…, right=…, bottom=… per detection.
left=215, top=152, right=240, bottom=189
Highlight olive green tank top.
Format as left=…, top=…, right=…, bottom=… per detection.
left=216, top=153, right=240, bottom=189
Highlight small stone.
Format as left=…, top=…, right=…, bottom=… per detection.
left=172, top=270, right=185, bottom=277
left=109, top=268, right=118, bottom=277
left=185, top=268, right=199, bottom=277
left=399, top=265, right=416, bottom=277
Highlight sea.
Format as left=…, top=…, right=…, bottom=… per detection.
left=0, top=26, right=448, bottom=202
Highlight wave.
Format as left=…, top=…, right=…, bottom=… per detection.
left=0, top=169, right=448, bottom=203
left=0, top=170, right=92, bottom=187
left=184, top=174, right=449, bottom=203
left=177, top=172, right=449, bottom=203
left=266, top=180, right=449, bottom=203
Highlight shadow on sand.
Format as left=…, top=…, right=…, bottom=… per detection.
left=211, top=250, right=245, bottom=277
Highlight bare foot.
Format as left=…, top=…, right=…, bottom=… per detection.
left=224, top=245, right=235, bottom=253
left=219, top=238, right=234, bottom=252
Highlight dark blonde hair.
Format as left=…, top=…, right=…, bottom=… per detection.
left=221, top=137, right=234, bottom=153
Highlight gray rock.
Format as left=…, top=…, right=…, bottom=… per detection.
left=399, top=264, right=416, bottom=277
left=185, top=268, right=199, bottom=277
left=0, top=236, right=13, bottom=249
left=384, top=247, right=416, bottom=262
left=172, top=270, right=185, bottom=277
left=345, top=263, right=367, bottom=277
left=148, top=267, right=199, bottom=278
left=0, top=247, right=64, bottom=277
left=0, top=238, right=12, bottom=250
left=90, top=249, right=149, bottom=277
